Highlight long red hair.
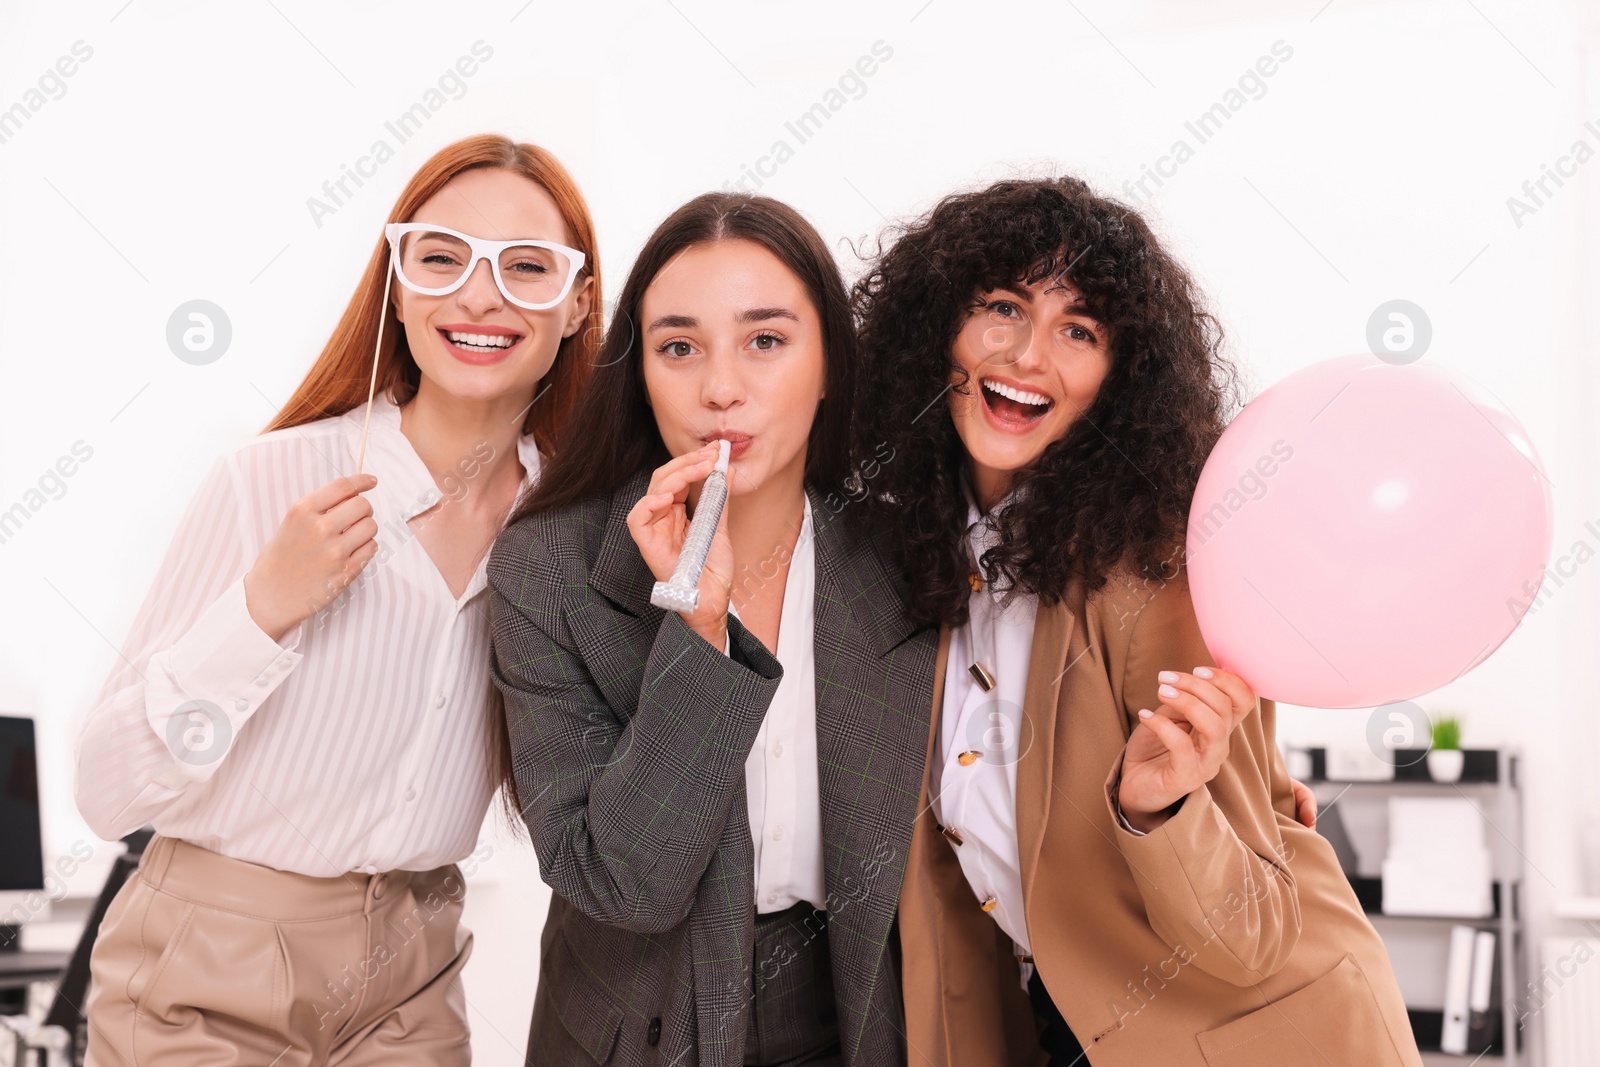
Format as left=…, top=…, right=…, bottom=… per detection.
left=263, top=134, right=602, bottom=453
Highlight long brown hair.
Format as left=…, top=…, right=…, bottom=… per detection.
left=506, top=191, right=856, bottom=526
left=493, top=191, right=859, bottom=824
left=263, top=134, right=603, bottom=452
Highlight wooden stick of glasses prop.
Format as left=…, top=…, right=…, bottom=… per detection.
left=650, top=438, right=731, bottom=614
left=354, top=243, right=397, bottom=476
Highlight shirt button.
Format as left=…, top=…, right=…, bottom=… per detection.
left=234, top=699, right=249, bottom=712
left=435, top=694, right=447, bottom=708
left=980, top=895, right=998, bottom=913
left=363, top=864, right=377, bottom=875
left=404, top=788, right=416, bottom=801
left=773, top=825, right=784, bottom=841
left=766, top=892, right=778, bottom=905
left=773, top=743, right=784, bottom=757
left=958, top=751, right=981, bottom=766
left=968, top=662, right=996, bottom=691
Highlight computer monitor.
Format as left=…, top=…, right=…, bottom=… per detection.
left=0, top=716, right=46, bottom=942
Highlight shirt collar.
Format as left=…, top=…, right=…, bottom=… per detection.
left=341, top=390, right=542, bottom=524
left=961, top=467, right=1024, bottom=595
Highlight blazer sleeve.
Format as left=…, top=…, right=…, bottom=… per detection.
left=488, top=521, right=782, bottom=935
left=1100, top=571, right=1302, bottom=987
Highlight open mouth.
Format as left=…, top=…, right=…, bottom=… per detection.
left=440, top=328, right=523, bottom=354
left=979, top=377, right=1055, bottom=428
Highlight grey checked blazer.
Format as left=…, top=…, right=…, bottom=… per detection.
left=487, top=467, right=939, bottom=1067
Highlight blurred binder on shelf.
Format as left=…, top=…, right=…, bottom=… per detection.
left=1467, top=929, right=1498, bottom=1054
left=1441, top=924, right=1476, bottom=1053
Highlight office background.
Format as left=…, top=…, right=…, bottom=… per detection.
left=0, top=0, right=1594, bottom=1062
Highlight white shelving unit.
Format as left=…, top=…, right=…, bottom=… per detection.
left=1303, top=747, right=1526, bottom=1064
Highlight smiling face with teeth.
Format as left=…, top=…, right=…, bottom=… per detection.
left=390, top=167, right=593, bottom=417
left=948, top=276, right=1112, bottom=510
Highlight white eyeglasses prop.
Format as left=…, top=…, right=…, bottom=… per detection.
left=354, top=223, right=587, bottom=472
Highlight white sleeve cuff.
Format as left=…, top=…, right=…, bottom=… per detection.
left=1109, top=762, right=1149, bottom=836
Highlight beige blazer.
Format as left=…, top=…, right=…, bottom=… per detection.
left=899, top=565, right=1424, bottom=1067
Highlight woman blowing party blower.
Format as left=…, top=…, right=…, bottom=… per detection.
left=487, top=192, right=936, bottom=1067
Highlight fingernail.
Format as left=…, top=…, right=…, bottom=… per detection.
left=1194, top=666, right=1214, bottom=679
left=1138, top=709, right=1153, bottom=720
left=1159, top=684, right=1178, bottom=699
left=1158, top=670, right=1178, bottom=683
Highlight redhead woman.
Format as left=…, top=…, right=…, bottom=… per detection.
left=853, top=177, right=1421, bottom=1066
left=487, top=192, right=933, bottom=1067
left=74, top=134, right=600, bottom=1066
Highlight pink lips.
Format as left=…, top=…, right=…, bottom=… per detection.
left=435, top=326, right=524, bottom=366
left=704, top=432, right=752, bottom=460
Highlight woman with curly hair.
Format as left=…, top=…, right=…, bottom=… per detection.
left=852, top=177, right=1422, bottom=1066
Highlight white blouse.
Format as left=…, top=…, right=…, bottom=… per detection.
left=930, top=485, right=1038, bottom=954
left=74, top=391, right=537, bottom=877
left=725, top=494, right=824, bottom=913
left=933, top=480, right=1149, bottom=969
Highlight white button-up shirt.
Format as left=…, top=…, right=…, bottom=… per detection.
left=932, top=479, right=1149, bottom=969
left=724, top=494, right=824, bottom=913
left=75, top=391, right=536, bottom=876
left=930, top=484, right=1039, bottom=954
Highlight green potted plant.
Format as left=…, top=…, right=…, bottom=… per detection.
left=1427, top=714, right=1464, bottom=782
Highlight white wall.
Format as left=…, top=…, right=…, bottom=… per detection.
left=1, top=1, right=1593, bottom=1062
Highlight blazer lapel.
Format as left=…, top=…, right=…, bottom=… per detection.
left=1015, top=594, right=1077, bottom=912
left=808, top=493, right=924, bottom=656
left=808, top=489, right=938, bottom=1058
left=588, top=467, right=662, bottom=617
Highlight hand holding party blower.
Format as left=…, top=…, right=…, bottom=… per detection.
left=651, top=438, right=731, bottom=615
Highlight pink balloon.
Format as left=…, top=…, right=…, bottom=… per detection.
left=1186, top=354, right=1553, bottom=708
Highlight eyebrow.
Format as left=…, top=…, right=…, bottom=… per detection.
left=738, top=307, right=799, bottom=324
left=646, top=307, right=801, bottom=332
left=994, top=285, right=1104, bottom=326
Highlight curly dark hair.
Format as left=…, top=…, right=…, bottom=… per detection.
left=850, top=175, right=1246, bottom=629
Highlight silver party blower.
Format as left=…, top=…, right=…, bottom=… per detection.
left=650, top=438, right=731, bottom=614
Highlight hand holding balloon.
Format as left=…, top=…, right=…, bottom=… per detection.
left=1118, top=666, right=1256, bottom=832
